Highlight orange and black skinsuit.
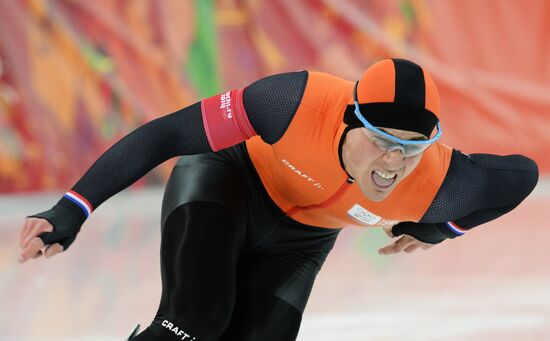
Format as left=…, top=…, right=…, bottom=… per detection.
left=30, top=63, right=538, bottom=340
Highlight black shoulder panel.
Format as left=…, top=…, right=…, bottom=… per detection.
left=243, top=71, right=308, bottom=144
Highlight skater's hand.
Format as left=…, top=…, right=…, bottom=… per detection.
left=19, top=217, right=64, bottom=263
left=19, top=204, right=84, bottom=264
left=378, top=225, right=434, bottom=255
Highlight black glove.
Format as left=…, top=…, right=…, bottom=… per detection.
left=392, top=221, right=459, bottom=244
left=27, top=198, right=87, bottom=251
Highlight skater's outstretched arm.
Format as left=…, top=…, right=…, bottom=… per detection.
left=19, top=71, right=308, bottom=263
left=384, top=149, right=539, bottom=249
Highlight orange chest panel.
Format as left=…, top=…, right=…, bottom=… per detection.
left=246, top=72, right=452, bottom=228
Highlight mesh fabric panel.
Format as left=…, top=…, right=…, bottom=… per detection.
left=421, top=149, right=538, bottom=227
left=243, top=71, right=308, bottom=144
left=72, top=102, right=210, bottom=208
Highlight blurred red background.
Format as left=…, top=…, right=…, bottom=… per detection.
left=1, top=0, right=548, bottom=193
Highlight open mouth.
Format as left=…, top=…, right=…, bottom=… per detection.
left=371, top=170, right=397, bottom=188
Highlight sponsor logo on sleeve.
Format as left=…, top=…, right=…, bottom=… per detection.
left=220, top=91, right=233, bottom=119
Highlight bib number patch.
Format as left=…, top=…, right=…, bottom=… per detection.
left=347, top=204, right=382, bottom=225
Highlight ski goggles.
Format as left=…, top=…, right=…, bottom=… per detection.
left=353, top=80, right=442, bottom=157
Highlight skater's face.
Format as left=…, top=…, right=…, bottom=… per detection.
left=341, top=127, right=427, bottom=202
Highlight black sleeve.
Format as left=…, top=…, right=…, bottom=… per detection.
left=393, top=149, right=539, bottom=244
left=44, top=102, right=212, bottom=225
left=71, top=102, right=211, bottom=209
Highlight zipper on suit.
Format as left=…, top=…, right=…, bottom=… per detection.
left=285, top=177, right=355, bottom=217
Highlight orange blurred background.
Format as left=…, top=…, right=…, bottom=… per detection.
left=1, top=0, right=549, bottom=193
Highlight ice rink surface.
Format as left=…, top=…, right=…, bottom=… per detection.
left=2, top=180, right=550, bottom=340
